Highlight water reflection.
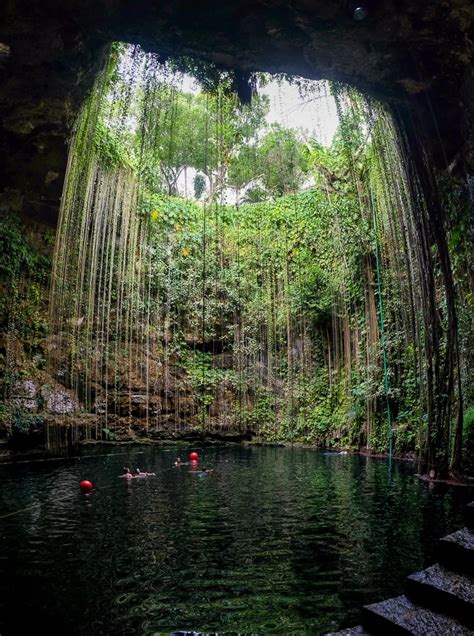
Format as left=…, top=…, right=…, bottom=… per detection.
left=0, top=446, right=470, bottom=635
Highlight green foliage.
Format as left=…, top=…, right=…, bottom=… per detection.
left=243, top=393, right=277, bottom=435
left=193, top=173, right=206, bottom=200
left=257, top=124, right=308, bottom=196
left=93, top=120, right=132, bottom=169
left=40, top=42, right=472, bottom=473
left=228, top=124, right=309, bottom=197
left=7, top=409, right=45, bottom=443
left=180, top=349, right=227, bottom=402
left=0, top=213, right=51, bottom=346
left=0, top=213, right=36, bottom=279
left=167, top=56, right=245, bottom=96
left=101, top=427, right=116, bottom=441
left=137, top=112, right=422, bottom=450
left=463, top=407, right=474, bottom=474
left=463, top=406, right=474, bottom=432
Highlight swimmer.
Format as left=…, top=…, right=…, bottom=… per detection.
left=135, top=468, right=156, bottom=477
left=120, top=467, right=134, bottom=480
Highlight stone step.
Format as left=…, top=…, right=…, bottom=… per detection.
left=326, top=625, right=370, bottom=635
left=362, top=594, right=473, bottom=635
left=405, top=563, right=474, bottom=628
left=438, top=528, right=474, bottom=576
left=466, top=502, right=474, bottom=532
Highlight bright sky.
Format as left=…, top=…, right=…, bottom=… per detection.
left=180, top=73, right=339, bottom=146
left=175, top=72, right=340, bottom=200
left=123, top=45, right=339, bottom=146
left=119, top=47, right=341, bottom=200
left=260, top=79, right=339, bottom=147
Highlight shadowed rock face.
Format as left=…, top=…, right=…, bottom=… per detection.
left=0, top=1, right=473, bottom=222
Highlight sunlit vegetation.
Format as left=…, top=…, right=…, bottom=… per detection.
left=2, top=43, right=471, bottom=478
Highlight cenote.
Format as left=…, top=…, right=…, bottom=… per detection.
left=1, top=6, right=473, bottom=635
left=0, top=445, right=470, bottom=635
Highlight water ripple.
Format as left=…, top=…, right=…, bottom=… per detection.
left=0, top=445, right=470, bottom=635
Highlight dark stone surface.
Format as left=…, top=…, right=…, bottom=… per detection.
left=326, top=511, right=474, bottom=635
left=0, top=1, right=473, bottom=224
left=326, top=625, right=370, bottom=635
left=362, top=594, right=473, bottom=635
left=406, top=563, right=474, bottom=628
left=466, top=502, right=474, bottom=531
left=438, top=528, right=474, bottom=576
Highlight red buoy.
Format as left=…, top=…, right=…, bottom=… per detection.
left=80, top=480, right=93, bottom=493
left=189, top=451, right=199, bottom=461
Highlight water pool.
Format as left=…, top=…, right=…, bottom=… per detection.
left=0, top=445, right=470, bottom=635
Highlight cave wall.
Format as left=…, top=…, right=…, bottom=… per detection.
left=0, top=0, right=473, bottom=224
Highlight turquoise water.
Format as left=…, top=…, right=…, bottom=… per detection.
left=0, top=445, right=470, bottom=635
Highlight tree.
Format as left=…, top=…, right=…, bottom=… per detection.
left=256, top=124, right=308, bottom=197
left=228, top=124, right=309, bottom=200
left=137, top=85, right=269, bottom=199
left=193, top=173, right=206, bottom=199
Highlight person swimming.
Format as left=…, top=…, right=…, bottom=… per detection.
left=174, top=457, right=190, bottom=467
left=135, top=468, right=156, bottom=477
left=120, top=467, right=134, bottom=480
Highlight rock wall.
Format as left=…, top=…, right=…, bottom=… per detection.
left=0, top=1, right=472, bottom=459
left=1, top=327, right=252, bottom=457
left=1, top=334, right=252, bottom=458
left=0, top=213, right=251, bottom=457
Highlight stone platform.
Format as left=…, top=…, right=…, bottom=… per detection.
left=328, top=503, right=474, bottom=635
